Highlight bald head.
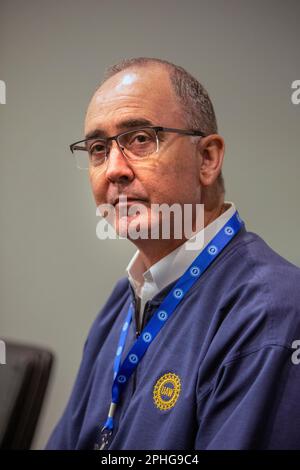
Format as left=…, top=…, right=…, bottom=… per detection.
left=85, top=63, right=185, bottom=134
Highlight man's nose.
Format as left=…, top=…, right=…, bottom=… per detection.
left=105, top=139, right=134, bottom=183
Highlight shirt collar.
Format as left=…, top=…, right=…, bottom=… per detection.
left=126, top=201, right=236, bottom=297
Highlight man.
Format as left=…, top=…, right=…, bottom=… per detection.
left=46, top=57, right=300, bottom=450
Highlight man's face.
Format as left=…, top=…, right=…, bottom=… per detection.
left=85, top=65, right=202, bottom=240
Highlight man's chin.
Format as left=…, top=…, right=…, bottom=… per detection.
left=115, top=216, right=154, bottom=241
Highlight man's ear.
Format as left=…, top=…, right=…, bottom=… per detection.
left=197, top=134, right=225, bottom=187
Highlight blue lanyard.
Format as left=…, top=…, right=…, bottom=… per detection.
left=100, top=210, right=244, bottom=437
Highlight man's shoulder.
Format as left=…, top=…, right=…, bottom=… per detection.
left=218, top=225, right=300, bottom=292
left=233, top=228, right=300, bottom=297
left=216, top=227, right=300, bottom=350
left=94, top=275, right=130, bottom=322
left=83, top=276, right=130, bottom=357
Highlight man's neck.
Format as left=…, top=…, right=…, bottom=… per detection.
left=133, top=201, right=226, bottom=271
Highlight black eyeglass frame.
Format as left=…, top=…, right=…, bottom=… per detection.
left=69, top=126, right=207, bottom=157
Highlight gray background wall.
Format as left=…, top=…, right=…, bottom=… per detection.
left=0, top=0, right=299, bottom=449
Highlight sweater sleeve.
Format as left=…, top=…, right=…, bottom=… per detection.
left=195, top=344, right=300, bottom=449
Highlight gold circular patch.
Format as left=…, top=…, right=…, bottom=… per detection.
left=153, top=372, right=181, bottom=411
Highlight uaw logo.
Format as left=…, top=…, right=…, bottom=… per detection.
left=153, top=372, right=181, bottom=411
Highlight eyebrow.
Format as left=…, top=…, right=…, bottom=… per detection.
left=84, top=118, right=155, bottom=140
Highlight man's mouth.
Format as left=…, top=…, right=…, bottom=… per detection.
left=114, top=197, right=148, bottom=207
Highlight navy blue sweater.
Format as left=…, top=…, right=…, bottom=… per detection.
left=46, top=224, right=300, bottom=449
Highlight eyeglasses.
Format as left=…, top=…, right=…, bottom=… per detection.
left=69, top=126, right=206, bottom=170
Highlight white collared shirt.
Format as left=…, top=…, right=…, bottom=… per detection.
left=126, top=201, right=236, bottom=328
